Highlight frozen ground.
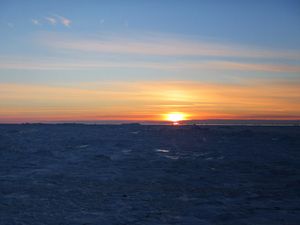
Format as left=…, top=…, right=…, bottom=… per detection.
left=0, top=124, right=299, bottom=225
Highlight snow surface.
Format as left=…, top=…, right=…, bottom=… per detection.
left=0, top=124, right=299, bottom=225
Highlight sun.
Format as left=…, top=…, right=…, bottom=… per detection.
left=165, top=112, right=187, bottom=123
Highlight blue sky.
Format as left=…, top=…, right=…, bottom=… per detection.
left=0, top=0, right=300, bottom=122
left=1, top=0, right=300, bottom=82
left=1, top=0, right=299, bottom=45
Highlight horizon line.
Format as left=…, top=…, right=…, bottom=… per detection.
left=1, top=119, right=299, bottom=126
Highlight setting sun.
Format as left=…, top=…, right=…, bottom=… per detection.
left=165, top=112, right=187, bottom=122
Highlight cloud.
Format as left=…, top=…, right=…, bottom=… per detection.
left=0, top=57, right=299, bottom=73
left=54, top=14, right=71, bottom=27
left=100, top=19, right=105, bottom=24
left=31, top=19, right=41, bottom=25
left=192, top=61, right=300, bottom=73
left=39, top=15, right=71, bottom=27
left=41, top=33, right=300, bottom=60
left=45, top=17, right=57, bottom=25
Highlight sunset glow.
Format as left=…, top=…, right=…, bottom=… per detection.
left=165, top=113, right=186, bottom=123
left=0, top=1, right=299, bottom=123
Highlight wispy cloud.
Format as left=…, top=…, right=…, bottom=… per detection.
left=39, top=15, right=71, bottom=27
left=45, top=17, right=57, bottom=25
left=54, top=14, right=71, bottom=27
left=0, top=57, right=299, bottom=73
left=31, top=19, right=41, bottom=25
left=41, top=33, right=300, bottom=60
left=195, top=61, right=300, bottom=73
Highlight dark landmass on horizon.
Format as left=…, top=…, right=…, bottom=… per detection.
left=1, top=119, right=300, bottom=126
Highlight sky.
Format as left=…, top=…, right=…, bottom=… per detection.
left=0, top=0, right=300, bottom=122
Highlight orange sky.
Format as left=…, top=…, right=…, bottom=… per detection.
left=1, top=78, right=299, bottom=123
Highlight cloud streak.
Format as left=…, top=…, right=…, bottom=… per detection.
left=45, top=17, right=57, bottom=25
left=31, top=19, right=41, bottom=25
left=0, top=57, right=299, bottom=73
left=41, top=15, right=71, bottom=26
left=54, top=14, right=71, bottom=27
left=41, top=33, right=300, bottom=60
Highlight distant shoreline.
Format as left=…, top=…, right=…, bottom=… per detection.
left=0, top=120, right=299, bottom=126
